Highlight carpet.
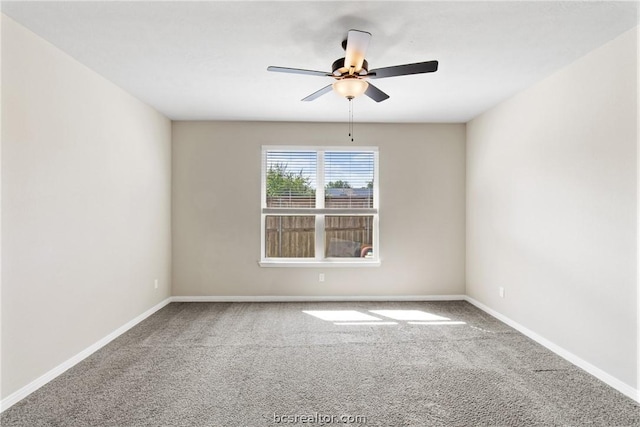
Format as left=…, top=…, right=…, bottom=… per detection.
left=2, top=301, right=638, bottom=426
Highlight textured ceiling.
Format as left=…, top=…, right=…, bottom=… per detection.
left=2, top=1, right=638, bottom=123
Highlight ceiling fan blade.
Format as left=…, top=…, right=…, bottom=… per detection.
left=344, top=29, right=371, bottom=74
left=268, top=66, right=332, bottom=77
left=301, top=84, right=333, bottom=101
left=368, top=60, right=438, bottom=79
left=364, top=83, right=390, bottom=102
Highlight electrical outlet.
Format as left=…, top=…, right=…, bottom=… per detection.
left=499, top=287, right=505, bottom=298
left=319, top=273, right=325, bottom=282
left=154, top=279, right=159, bottom=289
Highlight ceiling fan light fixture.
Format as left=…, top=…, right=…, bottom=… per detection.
left=333, top=78, right=369, bottom=99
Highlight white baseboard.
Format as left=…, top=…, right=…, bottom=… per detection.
left=170, top=294, right=466, bottom=302
left=0, top=297, right=172, bottom=413
left=464, top=296, right=639, bottom=403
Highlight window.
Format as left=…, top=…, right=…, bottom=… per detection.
left=261, top=146, right=379, bottom=266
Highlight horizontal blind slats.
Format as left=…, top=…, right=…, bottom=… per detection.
left=265, top=151, right=317, bottom=208
left=324, top=151, right=375, bottom=209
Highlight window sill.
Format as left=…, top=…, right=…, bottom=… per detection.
left=259, top=260, right=381, bottom=268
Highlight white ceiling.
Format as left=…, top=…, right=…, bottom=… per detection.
left=2, top=1, right=638, bottom=123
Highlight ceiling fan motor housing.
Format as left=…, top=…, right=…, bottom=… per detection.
left=332, top=58, right=369, bottom=77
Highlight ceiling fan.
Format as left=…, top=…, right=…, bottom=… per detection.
left=267, top=29, right=438, bottom=102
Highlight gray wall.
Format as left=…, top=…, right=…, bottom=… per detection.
left=1, top=15, right=172, bottom=399
left=466, top=27, right=637, bottom=388
left=172, top=121, right=466, bottom=297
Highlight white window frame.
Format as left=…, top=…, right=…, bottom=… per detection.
left=260, top=145, right=380, bottom=267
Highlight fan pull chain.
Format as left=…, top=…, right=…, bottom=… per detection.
left=348, top=97, right=354, bottom=143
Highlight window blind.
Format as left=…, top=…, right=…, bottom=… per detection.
left=324, top=151, right=375, bottom=209
left=265, top=150, right=317, bottom=208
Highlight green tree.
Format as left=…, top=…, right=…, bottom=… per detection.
left=326, top=180, right=351, bottom=189
left=366, top=181, right=373, bottom=189
left=266, top=163, right=314, bottom=197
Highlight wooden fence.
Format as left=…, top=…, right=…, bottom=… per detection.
left=265, top=215, right=373, bottom=258
left=267, top=195, right=373, bottom=209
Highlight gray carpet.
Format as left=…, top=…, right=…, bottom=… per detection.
left=2, top=301, right=638, bottom=426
